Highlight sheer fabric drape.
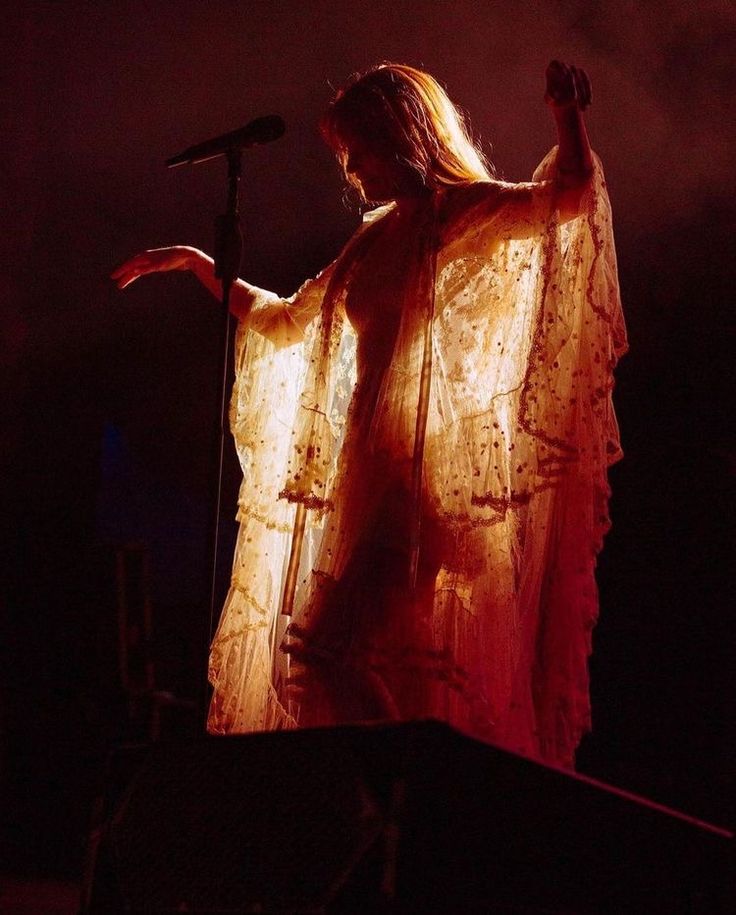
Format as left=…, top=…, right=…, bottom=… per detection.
left=207, top=148, right=626, bottom=769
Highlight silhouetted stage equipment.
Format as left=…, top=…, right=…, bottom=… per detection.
left=83, top=719, right=732, bottom=914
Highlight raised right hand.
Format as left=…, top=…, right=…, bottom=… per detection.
left=110, top=245, right=202, bottom=289
left=544, top=60, right=592, bottom=111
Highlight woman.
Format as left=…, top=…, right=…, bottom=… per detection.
left=112, top=61, right=626, bottom=768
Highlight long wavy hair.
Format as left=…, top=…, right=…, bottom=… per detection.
left=321, top=62, right=494, bottom=203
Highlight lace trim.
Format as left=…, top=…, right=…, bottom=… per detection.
left=277, top=489, right=335, bottom=515
left=231, top=583, right=270, bottom=617
left=238, top=504, right=292, bottom=533
left=283, top=623, right=478, bottom=695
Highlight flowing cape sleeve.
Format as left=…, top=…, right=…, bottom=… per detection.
left=207, top=209, right=388, bottom=734
left=207, top=265, right=335, bottom=732
left=427, top=149, right=626, bottom=766
left=530, top=151, right=627, bottom=763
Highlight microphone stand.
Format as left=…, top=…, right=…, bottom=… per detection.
left=204, top=147, right=243, bottom=725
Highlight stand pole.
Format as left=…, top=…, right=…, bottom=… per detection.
left=203, top=148, right=243, bottom=726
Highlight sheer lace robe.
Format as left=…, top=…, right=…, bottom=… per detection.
left=207, top=148, right=626, bottom=769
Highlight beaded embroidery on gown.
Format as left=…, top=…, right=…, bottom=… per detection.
left=207, top=148, right=626, bottom=769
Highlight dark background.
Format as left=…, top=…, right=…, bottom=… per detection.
left=2, top=0, right=734, bottom=878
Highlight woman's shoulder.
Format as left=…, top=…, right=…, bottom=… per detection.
left=438, top=180, right=508, bottom=239
left=440, top=177, right=546, bottom=215
left=441, top=179, right=501, bottom=209
left=438, top=177, right=554, bottom=244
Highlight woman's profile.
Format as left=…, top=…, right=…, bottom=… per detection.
left=112, top=61, right=626, bottom=768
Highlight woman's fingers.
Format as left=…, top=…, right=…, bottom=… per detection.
left=110, top=247, right=192, bottom=289
left=546, top=59, right=567, bottom=80
left=545, top=60, right=573, bottom=105
left=570, top=65, right=592, bottom=110
left=577, top=68, right=592, bottom=109
left=546, top=60, right=565, bottom=96
left=110, top=253, right=149, bottom=288
left=545, top=60, right=592, bottom=110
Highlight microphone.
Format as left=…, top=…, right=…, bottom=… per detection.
left=165, top=115, right=285, bottom=168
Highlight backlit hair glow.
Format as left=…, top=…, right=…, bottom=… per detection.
left=321, top=62, right=494, bottom=201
